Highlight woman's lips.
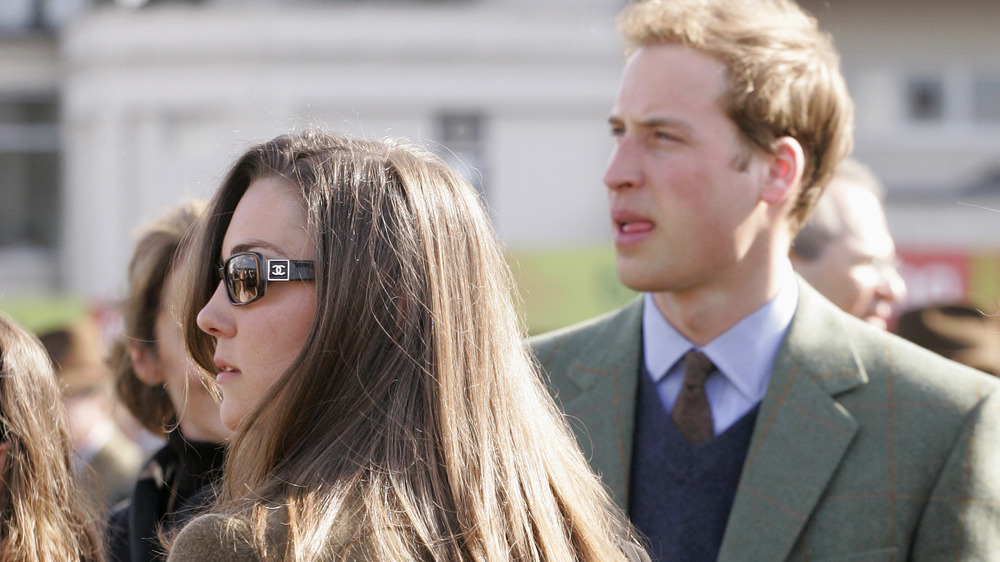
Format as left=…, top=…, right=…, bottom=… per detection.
left=216, top=368, right=242, bottom=383
left=214, top=357, right=241, bottom=383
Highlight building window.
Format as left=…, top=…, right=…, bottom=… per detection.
left=436, top=111, right=488, bottom=198
left=907, top=77, right=945, bottom=122
left=0, top=0, right=92, bottom=33
left=0, top=96, right=60, bottom=250
left=973, top=75, right=1000, bottom=123
left=0, top=0, right=38, bottom=32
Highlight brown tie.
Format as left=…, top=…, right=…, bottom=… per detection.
left=671, top=350, right=716, bottom=444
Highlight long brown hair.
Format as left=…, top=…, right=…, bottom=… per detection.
left=0, top=314, right=105, bottom=561
left=182, top=130, right=640, bottom=560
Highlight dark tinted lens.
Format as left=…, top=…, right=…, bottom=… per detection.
left=225, top=253, right=261, bottom=304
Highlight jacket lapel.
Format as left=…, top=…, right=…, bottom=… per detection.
left=557, top=298, right=644, bottom=510
left=718, top=279, right=867, bottom=562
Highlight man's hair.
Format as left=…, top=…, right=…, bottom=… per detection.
left=619, top=0, right=855, bottom=232
left=790, top=158, right=884, bottom=261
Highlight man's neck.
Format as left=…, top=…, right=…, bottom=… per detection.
left=651, top=258, right=792, bottom=346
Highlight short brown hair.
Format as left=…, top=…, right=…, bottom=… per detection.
left=619, top=0, right=855, bottom=232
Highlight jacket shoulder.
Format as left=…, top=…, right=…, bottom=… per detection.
left=529, top=298, right=643, bottom=365
left=792, top=279, right=1000, bottom=408
left=856, top=317, right=1000, bottom=405
left=168, top=514, right=262, bottom=561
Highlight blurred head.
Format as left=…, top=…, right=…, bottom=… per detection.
left=38, top=317, right=115, bottom=448
left=110, top=200, right=231, bottom=443
left=0, top=314, right=104, bottom=560
left=894, top=303, right=1000, bottom=377
left=182, top=129, right=633, bottom=560
left=617, top=0, right=854, bottom=233
left=791, top=159, right=907, bottom=329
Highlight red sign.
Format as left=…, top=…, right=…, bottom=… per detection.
left=896, top=249, right=969, bottom=309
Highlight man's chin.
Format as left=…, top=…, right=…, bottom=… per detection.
left=614, top=262, right=656, bottom=293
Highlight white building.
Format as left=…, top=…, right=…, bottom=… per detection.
left=2, top=0, right=1000, bottom=318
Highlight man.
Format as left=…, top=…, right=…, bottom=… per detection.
left=791, top=158, right=907, bottom=329
left=530, top=1, right=1000, bottom=560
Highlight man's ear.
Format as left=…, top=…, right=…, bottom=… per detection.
left=760, top=136, right=804, bottom=204
left=127, top=340, right=162, bottom=386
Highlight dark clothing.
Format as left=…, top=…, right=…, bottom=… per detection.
left=108, top=430, right=225, bottom=562
left=629, top=364, right=758, bottom=561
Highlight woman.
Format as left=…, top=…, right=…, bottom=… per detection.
left=0, top=313, right=105, bottom=561
left=107, top=201, right=232, bottom=561
left=169, top=130, right=645, bottom=560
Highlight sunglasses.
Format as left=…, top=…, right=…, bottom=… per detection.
left=217, top=251, right=315, bottom=306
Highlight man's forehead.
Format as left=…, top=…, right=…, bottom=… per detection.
left=616, top=45, right=728, bottom=104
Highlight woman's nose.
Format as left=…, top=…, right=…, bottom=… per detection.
left=196, top=282, right=236, bottom=339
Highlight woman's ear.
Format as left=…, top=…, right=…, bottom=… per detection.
left=760, top=136, right=804, bottom=205
left=0, top=442, right=9, bottom=474
left=128, top=340, right=163, bottom=386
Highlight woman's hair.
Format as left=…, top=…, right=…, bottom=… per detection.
left=182, top=130, right=638, bottom=560
left=0, top=314, right=105, bottom=561
left=619, top=0, right=855, bottom=233
left=109, top=200, right=207, bottom=436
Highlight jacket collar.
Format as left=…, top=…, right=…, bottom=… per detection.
left=717, top=278, right=867, bottom=561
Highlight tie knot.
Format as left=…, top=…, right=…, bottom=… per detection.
left=683, top=350, right=715, bottom=385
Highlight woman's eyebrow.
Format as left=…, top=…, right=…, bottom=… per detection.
left=228, top=240, right=286, bottom=257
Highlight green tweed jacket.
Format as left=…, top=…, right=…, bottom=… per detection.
left=530, top=278, right=1000, bottom=561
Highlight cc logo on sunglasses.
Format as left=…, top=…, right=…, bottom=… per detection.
left=269, top=262, right=290, bottom=280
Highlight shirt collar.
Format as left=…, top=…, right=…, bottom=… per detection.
left=642, top=260, right=799, bottom=402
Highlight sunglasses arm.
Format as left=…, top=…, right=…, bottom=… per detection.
left=266, top=259, right=315, bottom=282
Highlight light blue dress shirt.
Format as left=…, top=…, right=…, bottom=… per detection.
left=642, top=262, right=799, bottom=435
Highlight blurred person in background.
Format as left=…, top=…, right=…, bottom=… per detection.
left=790, top=158, right=907, bottom=330
left=894, top=302, right=1000, bottom=377
left=0, top=313, right=106, bottom=561
left=106, top=201, right=232, bottom=562
left=39, top=315, right=144, bottom=513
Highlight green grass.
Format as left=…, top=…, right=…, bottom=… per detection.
left=506, top=245, right=636, bottom=336
left=0, top=296, right=90, bottom=334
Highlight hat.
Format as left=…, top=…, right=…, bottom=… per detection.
left=894, top=303, right=1000, bottom=377
left=37, top=317, right=113, bottom=397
